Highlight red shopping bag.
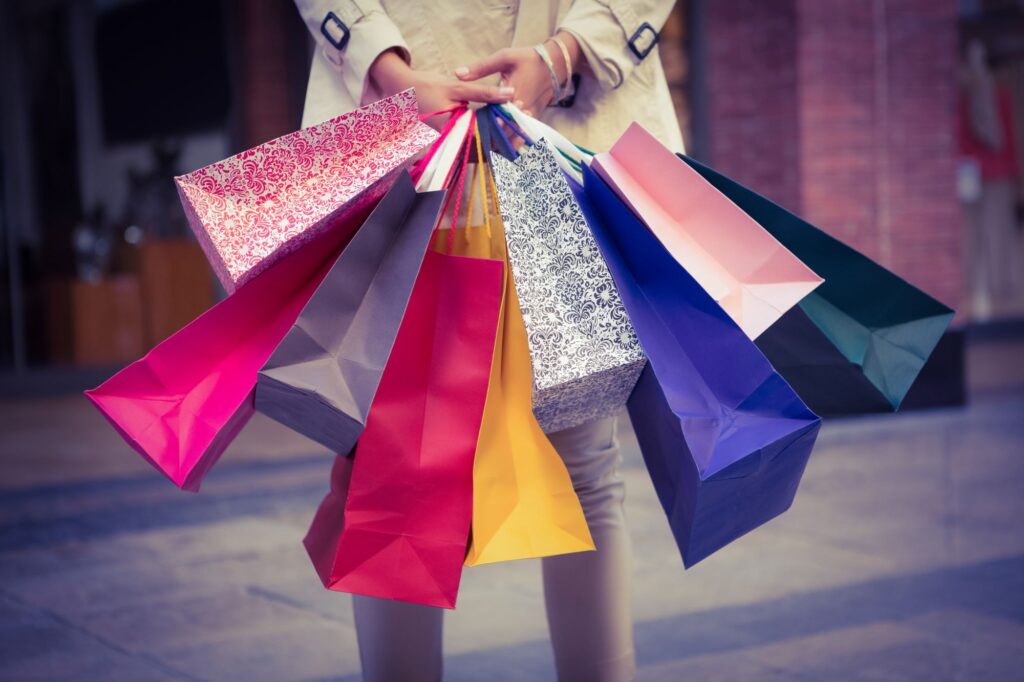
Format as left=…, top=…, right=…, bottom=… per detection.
left=304, top=453, right=355, bottom=577
left=307, top=249, right=503, bottom=607
left=305, top=111, right=504, bottom=608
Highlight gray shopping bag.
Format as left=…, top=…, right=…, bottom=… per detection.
left=491, top=141, right=645, bottom=432
left=255, top=172, right=445, bottom=452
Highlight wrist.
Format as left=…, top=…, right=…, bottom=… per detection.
left=369, top=48, right=413, bottom=96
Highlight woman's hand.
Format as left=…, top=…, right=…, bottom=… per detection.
left=369, top=50, right=515, bottom=130
left=454, top=32, right=581, bottom=117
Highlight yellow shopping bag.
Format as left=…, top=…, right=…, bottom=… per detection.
left=440, top=126, right=594, bottom=566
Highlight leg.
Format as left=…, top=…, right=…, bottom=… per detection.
left=964, top=194, right=992, bottom=319
left=983, top=180, right=1017, bottom=298
left=352, top=594, right=444, bottom=682
left=321, top=451, right=442, bottom=682
left=542, top=416, right=636, bottom=682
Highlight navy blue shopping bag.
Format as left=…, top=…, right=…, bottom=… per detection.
left=574, top=164, right=821, bottom=567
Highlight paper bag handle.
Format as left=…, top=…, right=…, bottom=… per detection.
left=412, top=107, right=471, bottom=190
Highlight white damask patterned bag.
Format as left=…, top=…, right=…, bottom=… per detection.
left=491, top=140, right=645, bottom=432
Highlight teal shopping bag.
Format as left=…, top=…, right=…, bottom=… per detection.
left=680, top=155, right=955, bottom=415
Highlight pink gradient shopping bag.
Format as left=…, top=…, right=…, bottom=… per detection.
left=592, top=123, right=823, bottom=340
left=176, top=89, right=437, bottom=291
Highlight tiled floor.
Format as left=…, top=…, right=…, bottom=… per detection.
left=1, top=388, right=1022, bottom=681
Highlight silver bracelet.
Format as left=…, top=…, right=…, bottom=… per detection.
left=533, top=44, right=563, bottom=106
left=550, top=36, right=574, bottom=94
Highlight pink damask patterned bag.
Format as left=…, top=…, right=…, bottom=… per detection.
left=176, top=89, right=437, bottom=291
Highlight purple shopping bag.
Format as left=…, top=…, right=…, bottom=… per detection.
left=575, top=164, right=821, bottom=567
left=254, top=174, right=445, bottom=454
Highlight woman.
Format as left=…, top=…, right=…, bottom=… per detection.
left=294, top=2, right=682, bottom=680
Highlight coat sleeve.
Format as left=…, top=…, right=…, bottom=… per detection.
left=558, top=0, right=676, bottom=92
left=293, top=0, right=410, bottom=104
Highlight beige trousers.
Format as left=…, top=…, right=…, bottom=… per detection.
left=352, top=416, right=635, bottom=681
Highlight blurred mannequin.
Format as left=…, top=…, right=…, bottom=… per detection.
left=959, top=40, right=1020, bottom=320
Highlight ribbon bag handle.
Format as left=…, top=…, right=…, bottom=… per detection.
left=413, top=107, right=472, bottom=191
left=410, top=105, right=464, bottom=183
left=455, top=115, right=500, bottom=250
left=492, top=103, right=592, bottom=181
left=478, top=108, right=516, bottom=162
left=472, top=116, right=494, bottom=240
left=499, top=103, right=594, bottom=158
left=489, top=105, right=532, bottom=148
left=419, top=105, right=467, bottom=122
left=442, top=110, right=478, bottom=254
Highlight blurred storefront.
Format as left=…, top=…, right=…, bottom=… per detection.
left=0, top=0, right=308, bottom=393
left=0, top=0, right=1009, bottom=403
left=683, top=0, right=971, bottom=407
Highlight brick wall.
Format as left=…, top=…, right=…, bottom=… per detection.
left=705, top=0, right=962, bottom=310
left=234, top=0, right=308, bottom=149
left=706, top=0, right=802, bottom=214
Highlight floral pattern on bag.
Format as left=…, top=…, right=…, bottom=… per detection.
left=491, top=140, right=646, bottom=433
left=176, top=89, right=436, bottom=291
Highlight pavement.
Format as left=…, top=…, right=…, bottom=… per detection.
left=1, top=382, right=1023, bottom=681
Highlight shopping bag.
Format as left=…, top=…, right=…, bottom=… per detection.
left=447, top=139, right=592, bottom=566
left=312, top=113, right=504, bottom=607
left=320, top=248, right=502, bottom=607
left=489, top=103, right=593, bottom=181
left=591, top=123, right=823, bottom=340
left=576, top=164, right=821, bottom=567
left=85, top=210, right=365, bottom=491
left=254, top=173, right=445, bottom=453
left=304, top=453, right=354, bottom=582
left=176, top=89, right=436, bottom=291
left=490, top=140, right=644, bottom=432
left=679, top=155, right=956, bottom=414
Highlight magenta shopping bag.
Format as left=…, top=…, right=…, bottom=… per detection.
left=85, top=207, right=370, bottom=491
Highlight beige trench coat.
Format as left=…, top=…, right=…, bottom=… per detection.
left=294, top=0, right=684, bottom=153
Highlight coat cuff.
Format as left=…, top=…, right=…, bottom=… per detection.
left=559, top=0, right=665, bottom=92
left=320, top=10, right=409, bottom=105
